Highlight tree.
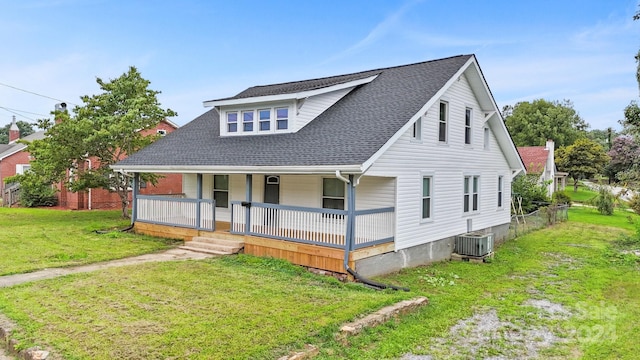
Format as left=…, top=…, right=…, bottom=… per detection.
left=511, top=174, right=549, bottom=213
left=605, top=135, right=640, bottom=183
left=0, top=120, right=35, bottom=144
left=11, top=67, right=176, bottom=217
left=504, top=99, right=588, bottom=147
left=586, top=127, right=616, bottom=151
left=555, top=138, right=610, bottom=192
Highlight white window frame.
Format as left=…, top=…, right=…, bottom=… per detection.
left=411, top=117, right=422, bottom=142
left=242, top=110, right=254, bottom=132
left=227, top=112, right=238, bottom=133
left=498, top=175, right=504, bottom=208
left=464, top=107, right=472, bottom=145
left=276, top=107, right=289, bottom=130
left=463, top=175, right=480, bottom=214
left=438, top=101, right=448, bottom=143
left=422, top=175, right=432, bottom=220
left=483, top=127, right=490, bottom=150
left=258, top=109, right=271, bottom=131
left=15, top=164, right=31, bottom=175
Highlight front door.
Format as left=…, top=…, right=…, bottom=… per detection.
left=264, top=175, right=280, bottom=226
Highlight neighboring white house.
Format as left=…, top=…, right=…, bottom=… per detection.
left=113, top=54, right=526, bottom=277
left=517, top=140, right=567, bottom=197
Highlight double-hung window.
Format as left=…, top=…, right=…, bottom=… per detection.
left=422, top=176, right=432, bottom=219
left=259, top=109, right=271, bottom=131
left=213, top=175, right=229, bottom=208
left=498, top=176, right=503, bottom=208
left=242, top=111, right=254, bottom=132
left=464, top=175, right=479, bottom=213
left=412, top=118, right=422, bottom=141
left=276, top=108, right=288, bottom=130
left=227, top=112, right=238, bottom=133
left=322, top=178, right=345, bottom=210
left=464, top=107, right=472, bottom=145
left=438, top=102, right=448, bottom=142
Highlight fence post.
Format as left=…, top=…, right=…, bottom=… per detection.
left=131, top=173, right=139, bottom=224
left=196, top=174, right=202, bottom=229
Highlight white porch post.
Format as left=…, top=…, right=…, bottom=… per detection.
left=196, top=173, right=203, bottom=229
left=245, top=174, right=253, bottom=234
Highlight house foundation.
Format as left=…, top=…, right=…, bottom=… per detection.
left=354, top=223, right=510, bottom=278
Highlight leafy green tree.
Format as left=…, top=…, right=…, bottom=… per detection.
left=11, top=66, right=176, bottom=217
left=586, top=127, right=616, bottom=151
left=504, top=99, right=588, bottom=147
left=0, top=120, right=35, bottom=144
left=555, top=138, right=610, bottom=192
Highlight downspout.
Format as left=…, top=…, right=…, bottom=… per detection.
left=337, top=171, right=409, bottom=291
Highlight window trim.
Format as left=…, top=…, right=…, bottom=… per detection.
left=497, top=175, right=504, bottom=208
left=321, top=177, right=345, bottom=210
left=411, top=117, right=422, bottom=142
left=483, top=127, right=490, bottom=150
left=422, top=175, right=433, bottom=220
left=276, top=107, right=289, bottom=130
left=213, top=174, right=229, bottom=208
left=438, top=101, right=448, bottom=143
left=258, top=108, right=271, bottom=131
left=463, top=175, right=480, bottom=214
left=242, top=110, right=254, bottom=132
left=227, top=112, right=238, bottom=133
left=464, top=107, right=472, bottom=145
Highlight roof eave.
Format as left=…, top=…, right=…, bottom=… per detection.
left=203, top=75, right=378, bottom=108
left=110, top=164, right=364, bottom=175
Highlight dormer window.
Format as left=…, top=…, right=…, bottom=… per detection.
left=259, top=109, right=271, bottom=131
left=227, top=112, right=238, bottom=132
left=242, top=111, right=254, bottom=132
left=276, top=108, right=288, bottom=130
left=221, top=105, right=291, bottom=136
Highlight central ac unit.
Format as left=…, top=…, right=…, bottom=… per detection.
left=454, top=232, right=494, bottom=257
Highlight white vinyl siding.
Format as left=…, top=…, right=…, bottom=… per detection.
left=366, top=72, right=512, bottom=250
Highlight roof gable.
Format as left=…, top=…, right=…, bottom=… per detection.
left=0, top=131, right=45, bottom=160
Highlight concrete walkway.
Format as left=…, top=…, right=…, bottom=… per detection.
left=0, top=248, right=217, bottom=288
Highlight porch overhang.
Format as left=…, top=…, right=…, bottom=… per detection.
left=110, top=164, right=365, bottom=175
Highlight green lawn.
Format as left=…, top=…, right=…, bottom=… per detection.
left=0, top=208, right=178, bottom=276
left=0, top=207, right=639, bottom=359
left=566, top=183, right=599, bottom=203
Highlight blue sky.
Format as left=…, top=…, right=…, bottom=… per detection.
left=1, top=0, right=638, bottom=131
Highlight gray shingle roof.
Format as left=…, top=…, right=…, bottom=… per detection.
left=117, top=55, right=473, bottom=169
left=0, top=131, right=45, bottom=159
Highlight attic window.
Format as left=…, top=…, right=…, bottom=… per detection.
left=276, top=108, right=288, bottom=130
left=227, top=112, right=238, bottom=133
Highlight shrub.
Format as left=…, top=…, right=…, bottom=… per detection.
left=19, top=182, right=57, bottom=207
left=552, top=190, right=572, bottom=206
left=591, top=186, right=614, bottom=215
left=511, top=174, right=549, bottom=213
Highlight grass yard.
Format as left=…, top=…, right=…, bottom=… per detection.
left=0, top=208, right=178, bottom=276
left=566, top=183, right=599, bottom=203
left=0, top=207, right=639, bottom=359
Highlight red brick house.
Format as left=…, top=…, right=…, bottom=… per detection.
left=1, top=117, right=182, bottom=208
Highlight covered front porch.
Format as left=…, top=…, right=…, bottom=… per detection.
left=129, top=173, right=396, bottom=274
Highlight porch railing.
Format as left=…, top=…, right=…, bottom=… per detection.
left=231, top=201, right=394, bottom=249
left=136, top=195, right=215, bottom=231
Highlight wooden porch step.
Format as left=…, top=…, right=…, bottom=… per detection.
left=179, top=235, right=245, bottom=255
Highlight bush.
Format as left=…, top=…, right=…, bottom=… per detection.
left=591, top=186, right=614, bottom=215
left=552, top=190, right=572, bottom=206
left=19, top=182, right=57, bottom=207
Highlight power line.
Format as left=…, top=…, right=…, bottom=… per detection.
left=0, top=107, right=37, bottom=122
left=0, top=106, right=49, bottom=117
left=0, top=81, right=78, bottom=106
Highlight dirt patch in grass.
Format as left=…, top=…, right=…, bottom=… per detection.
left=401, top=299, right=571, bottom=360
